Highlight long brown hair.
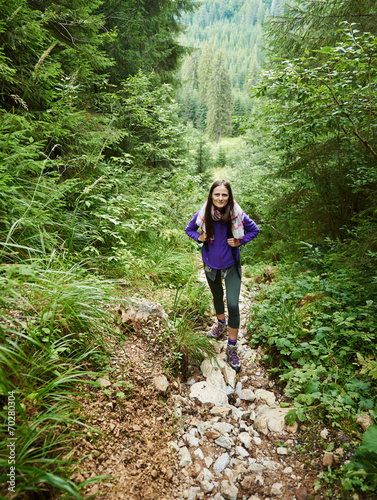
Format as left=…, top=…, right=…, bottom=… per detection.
left=204, top=179, right=234, bottom=240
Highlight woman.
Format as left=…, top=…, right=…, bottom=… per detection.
left=185, top=180, right=259, bottom=372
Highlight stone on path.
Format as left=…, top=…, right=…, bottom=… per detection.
left=187, top=486, right=201, bottom=500
left=213, top=453, right=230, bottom=474
left=215, top=436, right=234, bottom=450
left=201, top=357, right=237, bottom=390
left=236, top=446, right=249, bottom=458
left=220, top=480, right=239, bottom=500
left=178, top=447, right=192, bottom=467
left=98, top=377, right=111, bottom=387
left=210, top=406, right=232, bottom=417
left=212, top=422, right=234, bottom=434
left=190, top=380, right=228, bottom=406
left=270, top=482, right=283, bottom=496
left=254, top=406, right=294, bottom=435
left=323, top=452, right=334, bottom=467
left=238, top=432, right=252, bottom=449
left=153, top=374, right=169, bottom=392
left=277, top=447, right=288, bottom=455
left=255, top=388, right=276, bottom=406
left=201, top=480, right=214, bottom=493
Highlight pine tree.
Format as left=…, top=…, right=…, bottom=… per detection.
left=205, top=50, right=232, bottom=143
left=198, top=44, right=215, bottom=102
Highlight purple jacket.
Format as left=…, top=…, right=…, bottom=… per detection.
left=185, top=211, right=259, bottom=270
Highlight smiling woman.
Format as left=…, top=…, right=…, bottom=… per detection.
left=185, top=179, right=259, bottom=372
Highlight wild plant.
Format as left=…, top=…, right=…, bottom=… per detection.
left=164, top=286, right=217, bottom=375
left=0, top=257, right=118, bottom=498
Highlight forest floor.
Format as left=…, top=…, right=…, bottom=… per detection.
left=69, top=269, right=356, bottom=500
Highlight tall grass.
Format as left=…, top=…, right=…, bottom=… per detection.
left=0, top=258, right=117, bottom=499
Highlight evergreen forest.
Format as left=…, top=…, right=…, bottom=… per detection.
left=0, top=0, right=377, bottom=498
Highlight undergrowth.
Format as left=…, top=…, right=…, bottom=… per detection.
left=246, top=262, right=377, bottom=495
left=0, top=259, right=119, bottom=499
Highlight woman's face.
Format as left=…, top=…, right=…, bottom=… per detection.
left=212, top=185, right=229, bottom=210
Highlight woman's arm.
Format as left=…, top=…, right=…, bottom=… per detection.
left=185, top=212, right=201, bottom=243
left=240, top=214, right=259, bottom=245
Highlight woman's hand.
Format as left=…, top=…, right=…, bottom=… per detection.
left=227, top=238, right=241, bottom=247
left=198, top=232, right=208, bottom=242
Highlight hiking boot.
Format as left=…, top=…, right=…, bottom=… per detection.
left=207, top=320, right=227, bottom=339
left=226, top=344, right=241, bottom=372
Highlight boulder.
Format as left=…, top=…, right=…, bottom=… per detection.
left=190, top=381, right=228, bottom=406
left=254, top=405, right=294, bottom=435
left=117, top=298, right=170, bottom=330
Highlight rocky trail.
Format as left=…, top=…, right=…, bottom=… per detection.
left=71, top=271, right=344, bottom=500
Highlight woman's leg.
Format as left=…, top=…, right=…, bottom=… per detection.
left=224, top=264, right=242, bottom=372
left=205, top=270, right=225, bottom=316
left=224, top=264, right=242, bottom=335
left=205, top=271, right=227, bottom=338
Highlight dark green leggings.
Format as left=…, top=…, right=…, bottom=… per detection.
left=205, top=264, right=241, bottom=329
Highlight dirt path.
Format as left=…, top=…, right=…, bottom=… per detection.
left=71, top=271, right=329, bottom=500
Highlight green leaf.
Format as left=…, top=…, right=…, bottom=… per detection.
left=361, top=425, right=377, bottom=454
left=37, top=473, right=83, bottom=500
left=285, top=409, right=296, bottom=426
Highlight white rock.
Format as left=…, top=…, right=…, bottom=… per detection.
left=98, top=377, right=111, bottom=387
left=238, top=432, right=252, bottom=449
left=236, top=446, right=249, bottom=458
left=204, top=456, right=214, bottom=468
left=215, top=436, right=234, bottom=450
left=213, top=494, right=225, bottom=500
left=226, top=386, right=235, bottom=396
left=239, top=421, right=249, bottom=432
left=254, top=406, right=294, bottom=435
left=261, top=459, right=282, bottom=471
left=187, top=486, right=201, bottom=500
left=213, top=453, right=230, bottom=474
left=153, top=375, right=169, bottom=392
left=201, top=480, right=214, bottom=494
left=283, top=467, right=293, bottom=474
left=168, top=440, right=180, bottom=452
left=194, top=448, right=204, bottom=460
left=210, top=406, right=232, bottom=417
left=240, top=389, right=256, bottom=401
left=255, top=389, right=276, bottom=406
left=277, top=447, right=288, bottom=455
left=179, top=447, right=192, bottom=467
left=220, top=480, right=239, bottom=500
left=224, top=468, right=238, bottom=482
left=201, top=358, right=237, bottom=390
left=270, top=482, right=283, bottom=496
left=230, top=405, right=243, bottom=420
left=253, top=437, right=262, bottom=445
left=202, top=468, right=213, bottom=481
left=190, top=381, right=228, bottom=406
left=213, top=422, right=234, bottom=434
left=248, top=463, right=266, bottom=474
left=196, top=421, right=212, bottom=436
left=320, top=428, right=329, bottom=439
left=235, top=382, right=243, bottom=396
left=247, top=496, right=261, bottom=500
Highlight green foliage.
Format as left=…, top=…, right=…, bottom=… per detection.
left=248, top=265, right=377, bottom=425
left=164, top=286, right=217, bottom=375
left=0, top=258, right=116, bottom=497
left=343, top=425, right=377, bottom=492
left=111, top=72, right=186, bottom=169
left=101, top=0, right=197, bottom=83
left=0, top=1, right=201, bottom=496
left=252, top=24, right=377, bottom=248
